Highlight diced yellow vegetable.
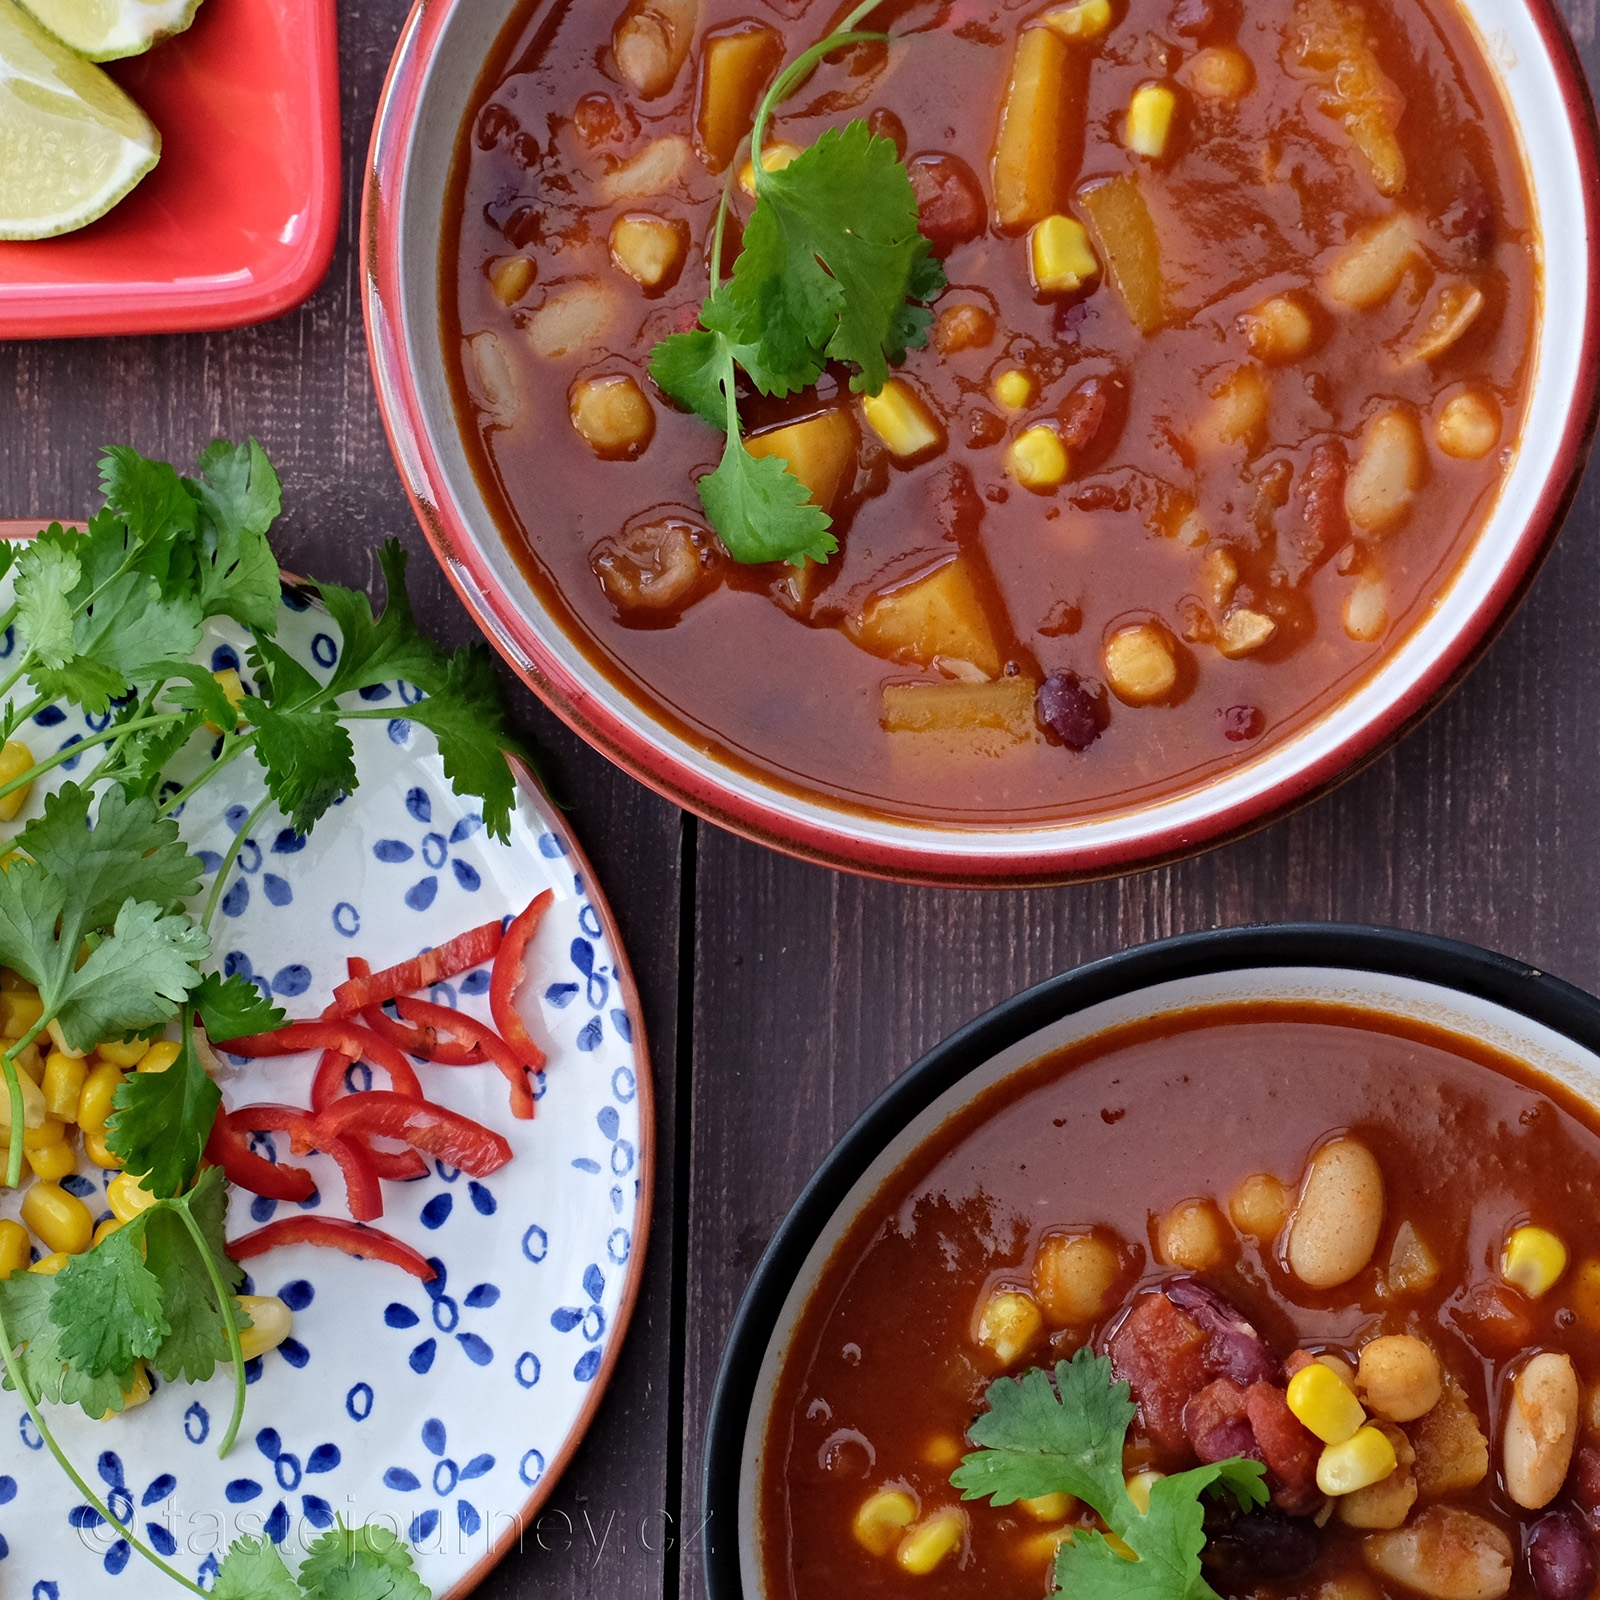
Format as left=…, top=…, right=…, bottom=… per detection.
left=854, top=1489, right=918, bottom=1556
left=922, top=1436, right=963, bottom=1469
left=882, top=680, right=1037, bottom=741
left=1216, top=608, right=1277, bottom=659
left=1125, top=1471, right=1163, bottom=1514
left=1294, top=0, right=1407, bottom=195
left=27, top=1139, right=76, bottom=1182
left=93, top=1218, right=123, bottom=1247
left=1503, top=1226, right=1568, bottom=1299
left=1324, top=215, right=1419, bottom=310
left=738, top=140, right=804, bottom=196
left=84, top=1129, right=123, bottom=1169
left=1043, top=0, right=1113, bottom=42
left=0, top=1217, right=29, bottom=1276
left=95, top=1037, right=150, bottom=1069
left=206, top=668, right=246, bottom=734
left=695, top=23, right=783, bottom=173
left=976, top=1289, right=1043, bottom=1366
left=0, top=740, right=34, bottom=823
left=1126, top=83, right=1178, bottom=158
left=77, top=1062, right=124, bottom=1133
left=524, top=279, right=620, bottom=361
left=745, top=410, right=858, bottom=515
left=861, top=379, right=945, bottom=462
left=22, top=1180, right=93, bottom=1255
left=103, top=1361, right=153, bottom=1418
left=0, top=988, right=42, bottom=1041
left=994, top=25, right=1084, bottom=231
left=30, top=1251, right=69, bottom=1276
left=1006, top=426, right=1070, bottom=492
left=1030, top=214, right=1099, bottom=295
left=236, top=1294, right=294, bottom=1361
left=108, top=1171, right=160, bottom=1224
left=136, top=1040, right=182, bottom=1075
left=1078, top=174, right=1167, bottom=334
left=1020, top=1492, right=1074, bottom=1522
left=608, top=213, right=689, bottom=294
left=854, top=559, right=1003, bottom=679
left=993, top=369, right=1037, bottom=411
left=1318, top=1425, right=1399, bottom=1496
left=489, top=254, right=536, bottom=306
left=0, top=1067, right=46, bottom=1131
left=569, top=375, right=656, bottom=461
left=42, top=1050, right=87, bottom=1120
left=896, top=1508, right=966, bottom=1575
left=1288, top=1360, right=1368, bottom=1444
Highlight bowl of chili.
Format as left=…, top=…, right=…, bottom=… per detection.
left=363, top=0, right=1600, bottom=885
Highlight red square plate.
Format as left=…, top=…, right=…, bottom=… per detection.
left=0, top=0, right=340, bottom=338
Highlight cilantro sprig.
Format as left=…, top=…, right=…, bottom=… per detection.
left=649, top=0, right=946, bottom=566
left=952, top=1350, right=1269, bottom=1600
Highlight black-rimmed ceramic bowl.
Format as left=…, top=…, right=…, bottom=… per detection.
left=703, top=923, right=1600, bottom=1600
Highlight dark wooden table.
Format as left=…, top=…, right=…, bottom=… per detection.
left=4, top=2, right=1599, bottom=1595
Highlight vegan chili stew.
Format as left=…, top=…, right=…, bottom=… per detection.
left=759, top=1005, right=1600, bottom=1600
left=447, top=0, right=1535, bottom=826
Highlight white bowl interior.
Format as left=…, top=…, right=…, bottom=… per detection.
left=390, top=0, right=1589, bottom=863
left=732, top=963, right=1600, bottom=1599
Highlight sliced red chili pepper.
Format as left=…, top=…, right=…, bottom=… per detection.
left=330, top=920, right=505, bottom=1016
left=225, top=1104, right=396, bottom=1219
left=344, top=957, right=485, bottom=1066
left=311, top=1048, right=355, bottom=1113
left=205, top=1112, right=315, bottom=1203
left=311, top=1091, right=512, bottom=1176
left=225, top=1103, right=316, bottom=1154
left=395, top=997, right=534, bottom=1121
left=228, top=1022, right=423, bottom=1100
left=227, top=1217, right=437, bottom=1282
left=323, top=1134, right=384, bottom=1222
left=490, top=891, right=553, bottom=1076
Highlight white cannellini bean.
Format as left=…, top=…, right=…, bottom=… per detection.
left=1286, top=1137, right=1384, bottom=1289
left=1345, top=407, right=1425, bottom=535
left=1325, top=215, right=1420, bottom=310
left=467, top=332, right=520, bottom=427
left=1343, top=577, right=1388, bottom=643
left=597, top=135, right=692, bottom=204
left=524, top=279, right=618, bottom=361
left=1503, top=1352, right=1580, bottom=1510
left=1363, top=1507, right=1512, bottom=1600
left=612, top=0, right=699, bottom=99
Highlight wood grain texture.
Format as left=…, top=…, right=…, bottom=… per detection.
left=0, top=3, right=686, bottom=1597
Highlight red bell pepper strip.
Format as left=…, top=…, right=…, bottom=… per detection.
left=310, top=1092, right=512, bottom=1176
left=205, top=1112, right=315, bottom=1203
left=395, top=997, right=534, bottom=1121
left=310, top=1046, right=429, bottom=1184
left=225, top=1104, right=392, bottom=1220
left=491, top=891, right=553, bottom=1076
left=345, top=958, right=484, bottom=1065
left=330, top=920, right=505, bottom=1016
left=228, top=1022, right=422, bottom=1100
left=228, top=1217, right=437, bottom=1282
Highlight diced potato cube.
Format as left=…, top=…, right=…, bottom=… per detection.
left=881, top=679, right=1037, bottom=740
left=1043, top=0, right=1113, bottom=41
left=1216, top=607, right=1277, bottom=658
left=1345, top=406, right=1424, bottom=533
left=993, top=25, right=1085, bottom=232
left=1325, top=214, right=1419, bottom=309
left=1183, top=46, right=1254, bottom=101
left=489, top=255, right=536, bottom=306
left=1436, top=391, right=1501, bottom=460
left=1126, top=83, right=1178, bottom=158
left=854, top=558, right=1003, bottom=680
left=861, top=379, right=946, bottom=462
left=1242, top=293, right=1315, bottom=363
left=569, top=375, right=656, bottom=460
left=1408, top=282, right=1485, bottom=364
left=1030, top=214, right=1099, bottom=295
left=613, top=0, right=700, bottom=100
left=467, top=332, right=520, bottom=428
left=598, top=135, right=692, bottom=204
left=696, top=23, right=783, bottom=173
left=1006, top=426, right=1069, bottom=492
left=1294, top=0, right=1408, bottom=196
left=738, top=141, right=804, bottom=196
left=1103, top=622, right=1178, bottom=704
left=1078, top=174, right=1167, bottom=334
left=524, top=279, right=619, bottom=360
left=745, top=409, right=858, bottom=515
left=1201, top=547, right=1238, bottom=609
left=609, top=213, right=689, bottom=294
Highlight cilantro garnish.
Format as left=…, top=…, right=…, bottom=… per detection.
left=952, top=1349, right=1269, bottom=1600
left=649, top=0, right=946, bottom=566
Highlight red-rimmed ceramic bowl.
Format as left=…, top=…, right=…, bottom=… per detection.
left=362, top=0, right=1600, bottom=889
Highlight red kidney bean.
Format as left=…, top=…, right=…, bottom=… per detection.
left=1186, top=1377, right=1260, bottom=1464
left=1221, top=704, right=1265, bottom=743
left=907, top=154, right=987, bottom=254
left=1037, top=673, right=1105, bottom=752
left=1530, top=1513, right=1596, bottom=1600
left=1204, top=1508, right=1323, bottom=1595
left=1167, top=1278, right=1283, bottom=1387
left=866, top=107, right=908, bottom=160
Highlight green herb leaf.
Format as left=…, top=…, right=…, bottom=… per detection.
left=164, top=660, right=246, bottom=731
left=141, top=1169, right=243, bottom=1382
left=193, top=970, right=288, bottom=1043
left=699, top=430, right=836, bottom=567
left=0, top=1268, right=134, bottom=1416
left=313, top=541, right=445, bottom=698
left=13, top=532, right=81, bottom=669
left=650, top=326, right=736, bottom=428
left=245, top=697, right=357, bottom=835
left=107, top=1028, right=221, bottom=1198
left=49, top=1222, right=169, bottom=1377
left=215, top=1535, right=304, bottom=1600
left=185, top=439, right=285, bottom=633
left=297, top=1520, right=430, bottom=1600
left=99, top=446, right=199, bottom=561
left=115, top=712, right=205, bottom=801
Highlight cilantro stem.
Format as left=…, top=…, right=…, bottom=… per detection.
left=0, top=1292, right=208, bottom=1598
left=750, top=4, right=889, bottom=161
left=201, top=793, right=271, bottom=934
left=163, top=732, right=253, bottom=818
left=1, top=1015, right=51, bottom=1189
left=173, top=1154, right=249, bottom=1461
left=0, top=713, right=184, bottom=805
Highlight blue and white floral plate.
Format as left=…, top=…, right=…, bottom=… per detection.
left=0, top=566, right=653, bottom=1599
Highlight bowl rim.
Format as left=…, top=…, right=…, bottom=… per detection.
left=697, top=921, right=1600, bottom=1600
left=361, top=0, right=1600, bottom=888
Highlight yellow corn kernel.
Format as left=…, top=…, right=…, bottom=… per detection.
left=1104, top=1531, right=1136, bottom=1560
left=21, top=1180, right=92, bottom=1255
left=117, top=1361, right=154, bottom=1414
left=994, top=369, right=1037, bottom=411
left=1287, top=1361, right=1368, bottom=1444
left=0, top=1218, right=28, bottom=1276
left=236, top=1294, right=294, bottom=1361
left=976, top=1289, right=1044, bottom=1366
left=77, top=1062, right=124, bottom=1133
left=1125, top=1470, right=1164, bottom=1514
left=0, top=989, right=42, bottom=1041
left=739, top=140, right=805, bottom=196
left=1020, top=1527, right=1075, bottom=1566
left=0, top=740, right=33, bottom=823
left=93, top=1217, right=124, bottom=1246
left=1020, top=1492, right=1074, bottom=1522
left=84, top=1129, right=123, bottom=1169
left=12, top=1042, right=40, bottom=1084
left=45, top=1019, right=85, bottom=1060
left=95, top=1037, right=151, bottom=1069
left=27, top=1139, right=76, bottom=1182
left=206, top=669, right=246, bottom=734
left=1043, top=0, right=1113, bottom=41
left=1503, top=1226, right=1567, bottom=1299
left=29, top=1251, right=69, bottom=1275
left=1126, top=83, right=1178, bottom=158
left=861, top=379, right=945, bottom=461
left=135, top=1040, right=181, bottom=1075
left=896, top=1508, right=966, bottom=1575
left=1317, top=1425, right=1399, bottom=1496
left=108, top=1171, right=160, bottom=1224
left=1006, top=426, right=1070, bottom=492
left=42, top=1050, right=87, bottom=1121
left=1, top=1116, right=64, bottom=1162
left=854, top=1488, right=918, bottom=1556
left=922, top=1435, right=963, bottom=1468
left=1030, top=214, right=1099, bottom=295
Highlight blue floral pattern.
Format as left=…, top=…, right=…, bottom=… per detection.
left=383, top=1420, right=495, bottom=1544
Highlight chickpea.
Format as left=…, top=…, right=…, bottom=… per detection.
left=934, top=303, right=997, bottom=354
left=1343, top=577, right=1389, bottom=643
left=569, top=375, right=656, bottom=461
left=976, top=1289, right=1043, bottom=1366
left=1242, top=294, right=1315, bottom=364
left=1157, top=1199, right=1231, bottom=1271
left=1346, top=407, right=1425, bottom=534
left=1357, top=1335, right=1443, bottom=1422
left=1503, top=1351, right=1579, bottom=1510
left=1229, top=1173, right=1288, bottom=1239
left=1436, top=391, right=1501, bottom=460
left=1182, top=46, right=1254, bottom=101
left=1103, top=623, right=1178, bottom=705
left=1286, top=1137, right=1385, bottom=1289
left=1033, top=1232, right=1122, bottom=1326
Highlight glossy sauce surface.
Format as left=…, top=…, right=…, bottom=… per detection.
left=446, top=0, right=1536, bottom=826
left=760, top=1006, right=1600, bottom=1600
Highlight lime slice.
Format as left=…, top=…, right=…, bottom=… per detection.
left=15, top=0, right=201, bottom=62
left=0, top=0, right=159, bottom=240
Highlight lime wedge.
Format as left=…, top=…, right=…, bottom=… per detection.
left=15, top=0, right=202, bottom=62
left=0, top=0, right=159, bottom=240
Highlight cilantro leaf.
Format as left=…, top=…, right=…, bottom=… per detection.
left=215, top=1536, right=303, bottom=1600
left=142, top=1170, right=243, bottom=1381
left=405, top=645, right=523, bottom=844
left=99, top=447, right=199, bottom=556
left=0, top=1268, right=134, bottom=1416
left=108, top=1028, right=221, bottom=1198
left=194, top=970, right=288, bottom=1042
left=115, top=712, right=204, bottom=800
left=164, top=660, right=246, bottom=731
left=700, top=432, right=836, bottom=566
left=297, top=1521, right=429, bottom=1600
left=952, top=1350, right=1138, bottom=1522
left=312, top=541, right=445, bottom=698
left=49, top=1222, right=169, bottom=1377
left=14, top=532, right=80, bottom=669
left=650, top=327, right=735, bottom=428
left=246, top=699, right=356, bottom=834
left=185, top=439, right=285, bottom=632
